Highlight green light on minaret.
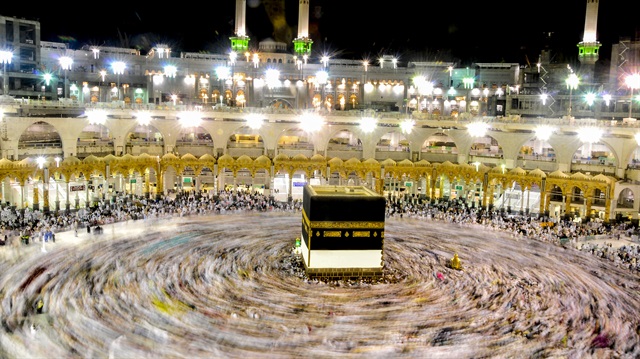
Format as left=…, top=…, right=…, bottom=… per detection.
left=230, top=36, right=250, bottom=53
left=293, top=38, right=313, bottom=56
left=578, top=42, right=601, bottom=63
left=578, top=0, right=600, bottom=65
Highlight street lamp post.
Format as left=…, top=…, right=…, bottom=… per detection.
left=215, top=65, right=231, bottom=107
left=229, top=51, right=237, bottom=106
left=362, top=60, right=369, bottom=111
left=0, top=49, right=13, bottom=96
left=59, top=56, right=73, bottom=99
left=625, top=73, right=640, bottom=119
left=565, top=73, right=579, bottom=118
left=98, top=70, right=107, bottom=101
left=112, top=61, right=126, bottom=101
left=294, top=56, right=307, bottom=109
left=35, top=157, right=47, bottom=212
left=265, top=69, right=280, bottom=108
left=316, top=70, right=328, bottom=111
left=294, top=56, right=300, bottom=108
left=164, top=65, right=177, bottom=103
left=54, top=156, right=61, bottom=213
left=41, top=73, right=52, bottom=100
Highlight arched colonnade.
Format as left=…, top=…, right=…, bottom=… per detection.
left=0, top=154, right=616, bottom=221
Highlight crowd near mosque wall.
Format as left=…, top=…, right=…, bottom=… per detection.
left=2, top=0, right=640, bottom=224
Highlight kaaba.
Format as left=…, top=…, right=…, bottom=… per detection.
left=301, top=185, right=385, bottom=278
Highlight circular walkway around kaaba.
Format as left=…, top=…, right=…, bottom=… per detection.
left=1, top=213, right=640, bottom=358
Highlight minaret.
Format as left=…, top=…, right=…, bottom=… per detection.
left=230, top=0, right=250, bottom=53
left=577, top=0, right=601, bottom=75
left=292, top=0, right=313, bottom=56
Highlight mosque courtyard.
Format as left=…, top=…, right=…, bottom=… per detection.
left=1, top=213, right=639, bottom=358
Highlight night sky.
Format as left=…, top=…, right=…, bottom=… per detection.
left=2, top=0, right=637, bottom=65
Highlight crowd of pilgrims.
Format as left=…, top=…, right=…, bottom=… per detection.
left=1, top=189, right=640, bottom=271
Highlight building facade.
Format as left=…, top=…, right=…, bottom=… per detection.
left=2, top=1, right=640, bottom=223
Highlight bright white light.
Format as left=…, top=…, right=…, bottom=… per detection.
left=540, top=93, right=548, bottom=105
left=112, top=61, right=126, bottom=75
left=577, top=127, right=603, bottom=143
left=155, top=45, right=170, bottom=59
left=299, top=113, right=324, bottom=133
left=360, top=117, right=377, bottom=133
left=585, top=93, right=596, bottom=106
left=625, top=73, right=640, bottom=91
left=245, top=114, right=264, bottom=129
left=467, top=122, right=489, bottom=137
left=566, top=73, right=579, bottom=90
left=216, top=66, right=231, bottom=80
left=178, top=111, right=202, bottom=128
left=463, top=77, right=474, bottom=89
left=252, top=78, right=264, bottom=88
left=135, top=111, right=152, bottom=126
left=85, top=109, right=108, bottom=125
left=400, top=119, right=415, bottom=134
left=364, top=82, right=374, bottom=93
left=164, top=65, right=177, bottom=78
left=265, top=69, right=280, bottom=88
left=321, top=56, right=330, bottom=67
left=534, top=125, right=555, bottom=141
left=185, top=75, right=196, bottom=85
left=0, top=50, right=13, bottom=64
left=316, top=71, right=328, bottom=86
left=603, top=94, right=612, bottom=106
left=408, top=98, right=418, bottom=109
left=59, top=56, right=73, bottom=70
left=413, top=76, right=434, bottom=96
left=36, top=156, right=46, bottom=169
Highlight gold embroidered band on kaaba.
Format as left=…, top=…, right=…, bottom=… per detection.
left=302, top=209, right=384, bottom=230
